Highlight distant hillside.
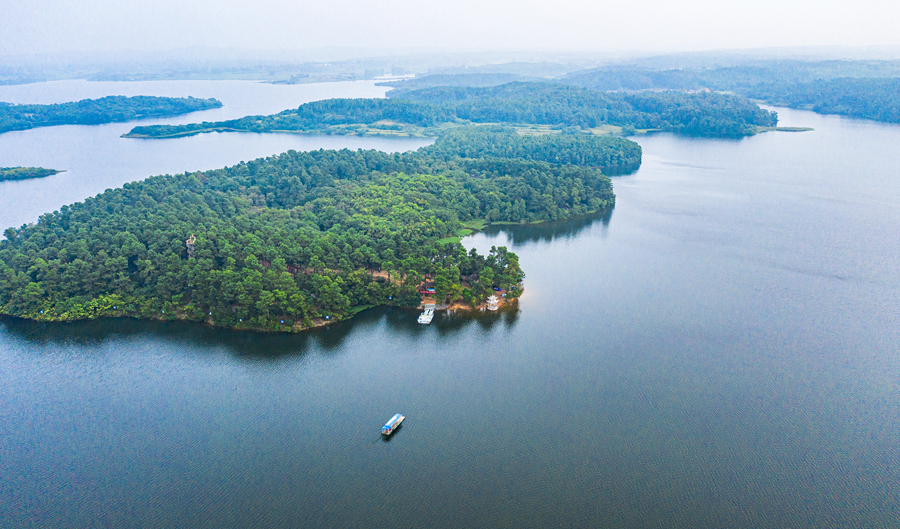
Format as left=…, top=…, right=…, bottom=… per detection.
left=562, top=60, right=900, bottom=124
left=379, top=73, right=530, bottom=96
left=563, top=60, right=900, bottom=92
left=746, top=77, right=900, bottom=123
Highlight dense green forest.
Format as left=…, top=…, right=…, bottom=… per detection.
left=0, top=167, right=62, bottom=182
left=420, top=126, right=642, bottom=170
left=0, top=131, right=616, bottom=331
left=0, top=96, right=222, bottom=134
left=125, top=82, right=777, bottom=140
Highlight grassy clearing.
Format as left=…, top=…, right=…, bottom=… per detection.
left=514, top=124, right=559, bottom=136
left=436, top=236, right=462, bottom=244
left=587, top=124, right=623, bottom=135
left=461, top=219, right=487, bottom=230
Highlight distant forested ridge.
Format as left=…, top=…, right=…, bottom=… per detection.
left=744, top=78, right=900, bottom=123
left=0, top=167, right=62, bottom=182
left=0, top=96, right=222, bottom=134
left=0, top=131, right=615, bottom=331
left=562, top=61, right=900, bottom=124
left=563, top=60, right=900, bottom=92
left=378, top=73, right=532, bottom=95
left=125, top=82, right=777, bottom=140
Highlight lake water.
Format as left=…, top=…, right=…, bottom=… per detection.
left=1, top=82, right=898, bottom=528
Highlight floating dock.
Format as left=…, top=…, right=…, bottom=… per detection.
left=382, top=414, right=405, bottom=436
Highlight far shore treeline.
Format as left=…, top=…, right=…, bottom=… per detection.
left=0, top=95, right=223, bottom=134
left=562, top=67, right=900, bottom=124
left=382, top=61, right=900, bottom=125
left=0, top=127, right=622, bottom=331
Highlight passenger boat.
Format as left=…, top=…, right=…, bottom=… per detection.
left=417, top=308, right=434, bottom=324
left=382, top=414, right=405, bottom=436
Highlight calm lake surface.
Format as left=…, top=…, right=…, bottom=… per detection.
left=1, top=82, right=899, bottom=528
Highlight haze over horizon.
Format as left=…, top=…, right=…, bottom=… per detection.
left=3, top=0, right=899, bottom=58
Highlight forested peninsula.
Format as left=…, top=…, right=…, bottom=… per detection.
left=0, top=96, right=222, bottom=134
left=0, top=167, right=63, bottom=182
left=0, top=127, right=618, bottom=331
left=125, top=81, right=777, bottom=139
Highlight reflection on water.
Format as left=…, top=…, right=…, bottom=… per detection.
left=600, top=160, right=641, bottom=176
left=0, top=302, right=522, bottom=360
left=435, top=303, right=521, bottom=335
left=0, top=313, right=343, bottom=360
left=480, top=207, right=613, bottom=246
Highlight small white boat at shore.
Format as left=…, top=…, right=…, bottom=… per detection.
left=382, top=414, right=405, bottom=436
left=417, top=308, right=434, bottom=324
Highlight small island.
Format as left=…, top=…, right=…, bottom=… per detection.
left=0, top=167, right=64, bottom=182
left=0, top=95, right=223, bottom=134
left=0, top=126, right=620, bottom=332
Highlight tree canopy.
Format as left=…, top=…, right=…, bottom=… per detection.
left=419, top=126, right=641, bottom=170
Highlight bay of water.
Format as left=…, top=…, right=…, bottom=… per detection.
left=0, top=79, right=431, bottom=231
left=0, top=82, right=898, bottom=528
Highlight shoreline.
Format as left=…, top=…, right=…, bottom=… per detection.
left=0, top=296, right=519, bottom=334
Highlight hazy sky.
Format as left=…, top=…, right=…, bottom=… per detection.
left=3, top=0, right=899, bottom=56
